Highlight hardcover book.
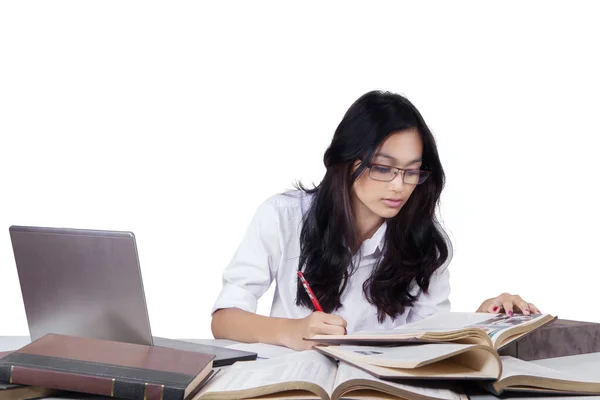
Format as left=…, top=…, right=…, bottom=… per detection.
left=0, top=334, right=215, bottom=400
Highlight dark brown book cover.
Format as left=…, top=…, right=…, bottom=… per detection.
left=0, top=333, right=214, bottom=400
left=499, top=318, right=600, bottom=360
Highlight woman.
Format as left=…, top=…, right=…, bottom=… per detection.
left=211, top=90, right=540, bottom=350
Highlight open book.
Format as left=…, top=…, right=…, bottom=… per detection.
left=314, top=343, right=501, bottom=381
left=308, top=312, right=556, bottom=351
left=313, top=345, right=600, bottom=396
left=488, top=356, right=600, bottom=395
left=193, top=350, right=468, bottom=400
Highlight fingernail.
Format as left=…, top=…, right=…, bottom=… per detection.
left=508, top=311, right=513, bottom=317
left=525, top=308, right=530, bottom=313
left=493, top=306, right=498, bottom=312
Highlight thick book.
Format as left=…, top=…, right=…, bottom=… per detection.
left=0, top=333, right=215, bottom=400
left=314, top=345, right=600, bottom=396
left=193, top=350, right=468, bottom=400
left=1, top=350, right=60, bottom=400
left=307, top=312, right=556, bottom=351
left=314, top=343, right=502, bottom=380
left=498, top=318, right=600, bottom=360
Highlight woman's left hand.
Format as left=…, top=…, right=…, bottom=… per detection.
left=476, top=293, right=541, bottom=316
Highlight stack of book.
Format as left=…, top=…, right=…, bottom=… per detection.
left=192, top=312, right=600, bottom=400
left=0, top=333, right=216, bottom=400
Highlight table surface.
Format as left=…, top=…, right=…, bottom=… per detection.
left=2, top=336, right=600, bottom=399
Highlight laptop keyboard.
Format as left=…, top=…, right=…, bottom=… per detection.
left=152, top=336, right=256, bottom=367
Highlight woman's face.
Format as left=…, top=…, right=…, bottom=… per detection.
left=352, top=128, right=424, bottom=220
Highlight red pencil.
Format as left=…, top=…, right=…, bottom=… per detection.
left=297, top=271, right=323, bottom=312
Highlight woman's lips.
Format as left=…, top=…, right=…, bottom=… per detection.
left=382, top=198, right=403, bottom=208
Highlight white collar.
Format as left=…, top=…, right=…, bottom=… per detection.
left=359, top=221, right=387, bottom=257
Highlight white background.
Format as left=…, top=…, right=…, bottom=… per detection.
left=1, top=1, right=599, bottom=339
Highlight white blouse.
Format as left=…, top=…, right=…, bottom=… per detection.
left=211, top=190, right=452, bottom=333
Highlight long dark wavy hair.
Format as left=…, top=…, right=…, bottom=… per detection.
left=295, top=90, right=449, bottom=322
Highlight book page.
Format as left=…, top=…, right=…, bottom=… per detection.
left=196, top=350, right=337, bottom=397
left=499, top=356, right=598, bottom=382
left=354, top=313, right=497, bottom=336
left=326, top=343, right=476, bottom=368
left=357, top=312, right=547, bottom=346
left=334, top=362, right=468, bottom=400
left=311, top=313, right=492, bottom=341
left=461, top=314, right=547, bottom=346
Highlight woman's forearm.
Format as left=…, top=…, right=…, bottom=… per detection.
left=211, top=308, right=295, bottom=345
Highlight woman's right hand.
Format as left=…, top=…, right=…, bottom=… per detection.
left=280, top=312, right=347, bottom=351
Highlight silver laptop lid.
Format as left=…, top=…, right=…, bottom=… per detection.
left=9, top=225, right=154, bottom=345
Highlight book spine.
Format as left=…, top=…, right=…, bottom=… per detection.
left=0, top=364, right=184, bottom=400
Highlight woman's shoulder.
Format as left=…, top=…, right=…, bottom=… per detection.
left=262, top=189, right=315, bottom=218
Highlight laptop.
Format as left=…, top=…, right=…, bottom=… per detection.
left=8, top=225, right=257, bottom=367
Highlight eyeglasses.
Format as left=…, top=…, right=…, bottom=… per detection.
left=367, top=163, right=430, bottom=185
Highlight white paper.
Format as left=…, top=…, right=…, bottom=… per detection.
left=352, top=313, right=495, bottom=336
left=197, top=350, right=337, bottom=396
left=392, top=312, right=496, bottom=332
left=334, top=343, right=476, bottom=368
left=499, top=356, right=600, bottom=383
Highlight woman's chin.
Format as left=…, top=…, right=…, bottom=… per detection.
left=373, top=205, right=402, bottom=219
